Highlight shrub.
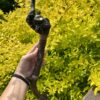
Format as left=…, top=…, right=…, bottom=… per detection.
left=0, top=0, right=99, bottom=99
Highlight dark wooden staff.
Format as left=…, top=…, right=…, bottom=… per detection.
left=26, top=0, right=51, bottom=100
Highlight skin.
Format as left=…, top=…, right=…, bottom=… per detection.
left=0, top=43, right=39, bottom=100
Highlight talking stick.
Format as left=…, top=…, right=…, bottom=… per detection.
left=26, top=0, right=51, bottom=100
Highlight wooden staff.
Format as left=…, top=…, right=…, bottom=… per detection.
left=26, top=0, right=51, bottom=99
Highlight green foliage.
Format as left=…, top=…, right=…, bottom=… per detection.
left=0, top=0, right=100, bottom=100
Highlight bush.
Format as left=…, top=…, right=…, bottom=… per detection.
left=0, top=0, right=100, bottom=100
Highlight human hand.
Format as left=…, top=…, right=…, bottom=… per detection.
left=15, top=43, right=39, bottom=79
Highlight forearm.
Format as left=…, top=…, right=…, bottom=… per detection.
left=1, top=77, right=28, bottom=100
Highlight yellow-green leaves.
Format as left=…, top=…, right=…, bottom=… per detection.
left=0, top=0, right=100, bottom=99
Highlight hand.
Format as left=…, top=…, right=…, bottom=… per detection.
left=15, top=43, right=39, bottom=79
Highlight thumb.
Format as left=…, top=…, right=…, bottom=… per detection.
left=25, top=48, right=38, bottom=60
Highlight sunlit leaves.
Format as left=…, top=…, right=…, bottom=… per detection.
left=0, top=0, right=100, bottom=99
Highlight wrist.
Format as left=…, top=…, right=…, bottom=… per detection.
left=12, top=76, right=29, bottom=87
left=14, top=71, right=26, bottom=78
left=13, top=72, right=30, bottom=86
left=15, top=68, right=30, bottom=78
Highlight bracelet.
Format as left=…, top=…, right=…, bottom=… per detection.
left=13, top=74, right=30, bottom=86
